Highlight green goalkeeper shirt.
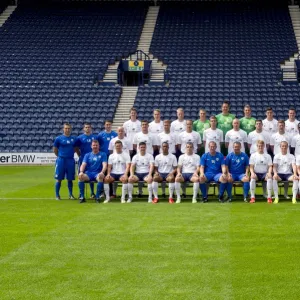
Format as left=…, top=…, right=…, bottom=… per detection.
left=239, top=117, right=256, bottom=135
left=193, top=119, right=210, bottom=139
left=216, top=113, right=235, bottom=136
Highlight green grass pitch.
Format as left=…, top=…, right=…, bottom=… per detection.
left=1, top=166, right=300, bottom=299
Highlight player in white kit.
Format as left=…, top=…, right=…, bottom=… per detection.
left=128, top=142, right=155, bottom=203
left=248, top=119, right=270, bottom=155
left=178, top=120, right=202, bottom=154
left=203, top=115, right=224, bottom=153
left=262, top=107, right=278, bottom=138
left=108, top=126, right=133, bottom=156
left=272, top=141, right=298, bottom=204
left=152, top=142, right=177, bottom=204
left=270, top=120, right=291, bottom=156
left=285, top=107, right=299, bottom=140
left=249, top=140, right=273, bottom=203
left=123, top=107, right=141, bottom=150
left=171, top=107, right=186, bottom=134
left=175, top=142, right=200, bottom=204
left=291, top=123, right=300, bottom=157
left=104, top=140, right=131, bottom=203
left=133, top=120, right=159, bottom=155
left=149, top=109, right=164, bottom=136
left=225, top=118, right=248, bottom=153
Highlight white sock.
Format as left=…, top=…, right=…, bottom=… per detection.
left=193, top=182, right=199, bottom=199
left=148, top=184, right=153, bottom=199
left=175, top=182, right=181, bottom=199
left=138, top=181, right=143, bottom=194
left=182, top=182, right=186, bottom=194
left=250, top=178, right=256, bottom=198
left=169, top=182, right=175, bottom=198
left=267, top=179, right=272, bottom=198
left=128, top=183, right=133, bottom=198
left=284, top=181, right=289, bottom=196
left=161, top=182, right=166, bottom=194
left=293, top=180, right=298, bottom=199
left=273, top=180, right=279, bottom=198
left=121, top=183, right=128, bottom=200
left=104, top=184, right=110, bottom=200
left=113, top=181, right=118, bottom=195
left=152, top=181, right=159, bottom=198
left=262, top=181, right=267, bottom=196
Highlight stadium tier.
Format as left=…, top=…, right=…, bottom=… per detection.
left=0, top=3, right=147, bottom=152
left=1, top=1, right=300, bottom=153
left=136, top=2, right=299, bottom=120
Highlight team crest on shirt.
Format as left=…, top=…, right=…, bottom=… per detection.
left=67, top=141, right=70, bottom=144
left=241, top=157, right=244, bottom=160
left=216, top=158, right=219, bottom=161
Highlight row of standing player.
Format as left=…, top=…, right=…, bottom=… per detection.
left=53, top=102, right=300, bottom=200
left=55, top=130, right=300, bottom=204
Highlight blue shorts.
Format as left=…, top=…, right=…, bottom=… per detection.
left=182, top=173, right=194, bottom=182
left=54, top=157, right=75, bottom=181
left=135, top=172, right=149, bottom=181
left=85, top=171, right=100, bottom=182
left=111, top=173, right=123, bottom=181
left=159, top=172, right=170, bottom=181
left=205, top=172, right=222, bottom=182
left=256, top=173, right=267, bottom=181
left=278, top=173, right=292, bottom=181
left=231, top=173, right=246, bottom=181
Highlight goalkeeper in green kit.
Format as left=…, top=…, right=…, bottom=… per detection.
left=216, top=101, right=235, bottom=155
left=193, top=109, right=210, bottom=155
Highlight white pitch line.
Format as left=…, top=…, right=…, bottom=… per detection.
left=0, top=198, right=61, bottom=200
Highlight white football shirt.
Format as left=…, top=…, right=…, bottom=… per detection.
left=133, top=132, right=158, bottom=155
left=157, top=131, right=178, bottom=154
left=270, top=132, right=290, bottom=155
left=247, top=130, right=270, bottom=154
left=225, top=129, right=248, bottom=153
left=178, top=153, right=200, bottom=173
left=285, top=119, right=299, bottom=139
left=154, top=153, right=177, bottom=173
left=170, top=119, right=186, bottom=134
left=108, top=136, right=133, bottom=155
left=262, top=118, right=278, bottom=138
left=273, top=153, right=295, bottom=174
left=149, top=120, right=164, bottom=136
left=291, top=134, right=300, bottom=156
left=123, top=119, right=142, bottom=143
left=203, top=128, right=224, bottom=153
left=249, top=152, right=272, bottom=174
left=108, top=152, right=131, bottom=174
left=178, top=131, right=202, bottom=153
left=132, top=153, right=154, bottom=173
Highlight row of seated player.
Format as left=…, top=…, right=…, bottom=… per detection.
left=73, top=139, right=298, bottom=205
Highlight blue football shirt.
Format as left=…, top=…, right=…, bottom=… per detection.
left=97, top=131, right=117, bottom=155
left=225, top=152, right=249, bottom=174
left=75, top=134, right=97, bottom=158
left=200, top=152, right=225, bottom=174
left=53, top=135, right=77, bottom=158
left=83, top=151, right=108, bottom=173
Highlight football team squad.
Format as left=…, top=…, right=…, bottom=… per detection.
left=53, top=101, right=300, bottom=204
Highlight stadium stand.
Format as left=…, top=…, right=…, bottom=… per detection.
left=136, top=2, right=300, bottom=121
left=0, top=3, right=147, bottom=152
